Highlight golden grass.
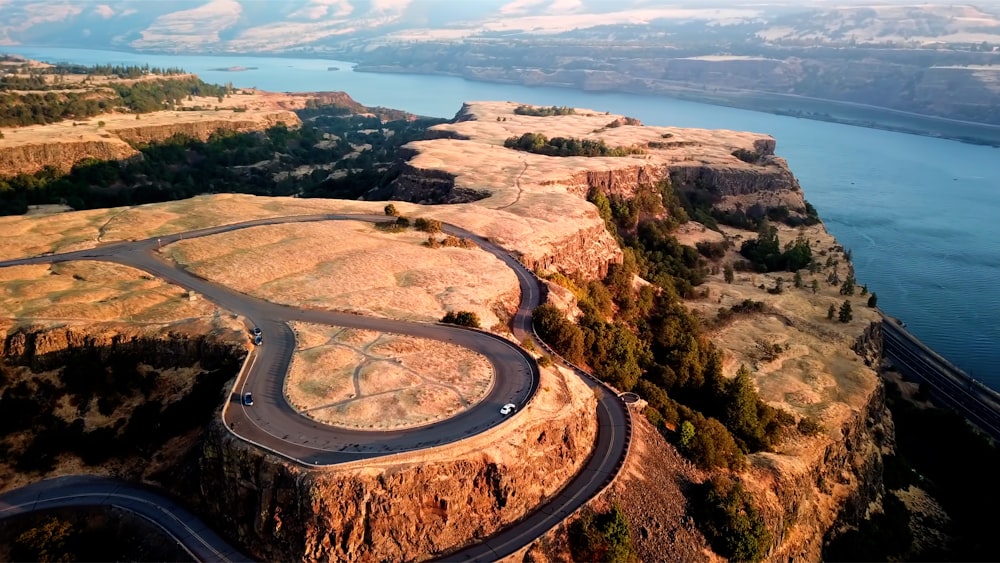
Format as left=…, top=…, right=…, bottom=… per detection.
left=686, top=222, right=881, bottom=440
left=285, top=322, right=493, bottom=430
left=0, top=261, right=231, bottom=325
left=164, top=220, right=518, bottom=326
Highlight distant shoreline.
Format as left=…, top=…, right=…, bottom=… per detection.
left=352, top=64, right=1000, bottom=148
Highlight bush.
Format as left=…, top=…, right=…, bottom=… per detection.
left=441, top=311, right=481, bottom=328
left=732, top=148, right=761, bottom=164
left=413, top=217, right=442, bottom=233
left=503, top=132, right=645, bottom=158
left=567, top=505, right=636, bottom=563
left=797, top=417, right=824, bottom=436
left=513, top=105, right=575, bottom=116
left=693, top=476, right=772, bottom=562
left=384, top=203, right=399, bottom=216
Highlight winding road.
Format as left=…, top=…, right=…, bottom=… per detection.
left=0, top=214, right=630, bottom=562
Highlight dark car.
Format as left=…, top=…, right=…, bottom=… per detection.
left=242, top=392, right=254, bottom=406
left=253, top=333, right=263, bottom=346
left=252, top=326, right=262, bottom=336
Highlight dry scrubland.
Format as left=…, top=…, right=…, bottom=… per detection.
left=0, top=259, right=243, bottom=337
left=162, top=219, right=518, bottom=327
left=286, top=323, right=493, bottom=430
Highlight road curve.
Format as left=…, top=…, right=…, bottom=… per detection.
left=0, top=213, right=630, bottom=561
left=0, top=475, right=248, bottom=562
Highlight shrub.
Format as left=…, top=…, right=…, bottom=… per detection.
left=567, top=505, right=636, bottom=563
left=413, top=217, right=442, bottom=233
left=797, top=417, right=824, bottom=436
left=693, top=476, right=772, bottom=562
left=384, top=203, right=399, bottom=216
left=732, top=148, right=761, bottom=164
left=513, top=105, right=575, bottom=116
left=441, top=311, right=481, bottom=328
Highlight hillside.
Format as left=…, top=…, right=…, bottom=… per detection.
left=0, top=100, right=902, bottom=561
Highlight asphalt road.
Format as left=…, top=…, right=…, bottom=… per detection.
left=0, top=213, right=631, bottom=561
left=0, top=475, right=248, bottom=562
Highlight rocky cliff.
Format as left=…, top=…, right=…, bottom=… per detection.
left=0, top=109, right=300, bottom=177
left=183, top=362, right=596, bottom=562
left=0, top=139, right=138, bottom=178
left=108, top=111, right=298, bottom=145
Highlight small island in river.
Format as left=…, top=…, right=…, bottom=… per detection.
left=208, top=66, right=258, bottom=72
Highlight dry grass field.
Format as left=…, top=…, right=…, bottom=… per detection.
left=686, top=221, right=881, bottom=449
left=286, top=323, right=493, bottom=429
left=0, top=259, right=242, bottom=334
left=162, top=219, right=519, bottom=326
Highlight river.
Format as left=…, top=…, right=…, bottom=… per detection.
left=9, top=46, right=1000, bottom=390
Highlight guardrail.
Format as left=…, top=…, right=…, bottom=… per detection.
left=880, top=312, right=1000, bottom=440
left=507, top=253, right=635, bottom=491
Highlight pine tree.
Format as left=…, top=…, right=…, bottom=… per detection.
left=827, top=303, right=835, bottom=320
left=867, top=293, right=878, bottom=308
left=838, top=300, right=853, bottom=323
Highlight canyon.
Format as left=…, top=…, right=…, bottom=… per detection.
left=0, top=100, right=891, bottom=561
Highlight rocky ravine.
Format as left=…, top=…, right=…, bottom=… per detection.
left=389, top=101, right=890, bottom=561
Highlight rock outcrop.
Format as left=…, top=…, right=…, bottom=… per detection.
left=109, top=111, right=297, bottom=145
left=0, top=109, right=300, bottom=177
left=185, top=362, right=597, bottom=562
left=0, top=139, right=138, bottom=178
left=1, top=323, right=244, bottom=372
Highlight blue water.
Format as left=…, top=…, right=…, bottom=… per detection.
left=10, top=46, right=1000, bottom=389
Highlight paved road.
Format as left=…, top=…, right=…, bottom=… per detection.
left=882, top=318, right=1000, bottom=440
left=0, top=213, right=631, bottom=561
left=0, top=475, right=248, bottom=562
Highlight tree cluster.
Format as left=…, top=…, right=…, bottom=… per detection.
left=739, top=222, right=813, bottom=272
left=692, top=476, right=773, bottom=562
left=512, top=105, right=575, bottom=116
left=567, top=505, right=636, bottom=563
left=504, top=132, right=646, bottom=157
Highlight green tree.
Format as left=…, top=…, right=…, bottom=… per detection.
left=724, top=263, right=735, bottom=284
left=867, top=292, right=878, bottom=308
left=725, top=365, right=762, bottom=449
left=811, top=279, right=819, bottom=294
left=827, top=303, right=835, bottom=320
left=679, top=420, right=696, bottom=449
left=568, top=505, right=636, bottom=563
left=384, top=203, right=399, bottom=216
left=793, top=271, right=803, bottom=288
left=694, top=476, right=772, bottom=562
left=840, top=274, right=856, bottom=296
left=838, top=300, right=853, bottom=323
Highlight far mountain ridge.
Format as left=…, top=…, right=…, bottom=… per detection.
left=4, top=1, right=1000, bottom=134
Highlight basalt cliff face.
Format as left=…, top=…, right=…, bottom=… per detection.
left=385, top=101, right=807, bottom=279
left=390, top=102, right=890, bottom=561
left=0, top=109, right=300, bottom=177
left=183, top=363, right=596, bottom=562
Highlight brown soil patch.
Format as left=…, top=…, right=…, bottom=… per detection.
left=286, top=323, right=493, bottom=430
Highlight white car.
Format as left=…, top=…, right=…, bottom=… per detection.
left=500, top=403, right=516, bottom=415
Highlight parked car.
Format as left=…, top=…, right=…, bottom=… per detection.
left=253, top=334, right=263, bottom=346
left=252, top=326, right=262, bottom=336
left=500, top=403, right=516, bottom=415
left=242, top=392, right=254, bottom=406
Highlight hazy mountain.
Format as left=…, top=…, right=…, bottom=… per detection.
left=2, top=1, right=999, bottom=54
